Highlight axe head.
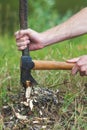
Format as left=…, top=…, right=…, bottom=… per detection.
left=20, top=56, right=38, bottom=88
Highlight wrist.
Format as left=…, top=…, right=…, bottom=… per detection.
left=39, top=32, right=47, bottom=47
left=40, top=31, right=55, bottom=47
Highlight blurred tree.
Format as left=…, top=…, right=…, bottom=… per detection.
left=0, top=0, right=87, bottom=35
left=55, top=0, right=87, bottom=15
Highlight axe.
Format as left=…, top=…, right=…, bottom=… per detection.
left=19, top=0, right=74, bottom=89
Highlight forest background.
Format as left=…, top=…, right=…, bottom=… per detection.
left=0, top=0, right=87, bottom=35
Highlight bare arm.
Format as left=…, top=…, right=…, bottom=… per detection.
left=15, top=7, right=87, bottom=76
left=15, top=7, right=87, bottom=50
left=41, top=7, right=87, bottom=47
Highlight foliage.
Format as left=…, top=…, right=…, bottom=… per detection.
left=0, top=34, right=87, bottom=129
left=55, top=0, right=87, bottom=15
left=0, top=0, right=87, bottom=35
left=0, top=0, right=87, bottom=129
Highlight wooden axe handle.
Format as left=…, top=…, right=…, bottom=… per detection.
left=33, top=60, right=75, bottom=70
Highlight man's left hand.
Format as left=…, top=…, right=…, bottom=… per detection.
left=67, top=55, right=87, bottom=76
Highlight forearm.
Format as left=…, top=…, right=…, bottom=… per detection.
left=41, top=7, right=87, bottom=47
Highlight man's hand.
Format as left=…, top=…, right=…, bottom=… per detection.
left=67, top=55, right=87, bottom=76
left=15, top=29, right=44, bottom=51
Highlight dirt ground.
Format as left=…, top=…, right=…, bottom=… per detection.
left=1, top=85, right=87, bottom=130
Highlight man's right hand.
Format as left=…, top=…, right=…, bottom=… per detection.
left=15, top=29, right=44, bottom=51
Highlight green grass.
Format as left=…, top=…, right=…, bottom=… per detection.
left=0, top=34, right=87, bottom=129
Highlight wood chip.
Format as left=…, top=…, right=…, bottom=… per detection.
left=29, top=99, right=34, bottom=111
left=26, top=87, right=32, bottom=99
left=15, top=112, right=27, bottom=120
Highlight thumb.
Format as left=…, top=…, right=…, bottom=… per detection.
left=15, top=30, right=25, bottom=39
left=15, top=29, right=31, bottom=39
left=66, top=57, right=80, bottom=63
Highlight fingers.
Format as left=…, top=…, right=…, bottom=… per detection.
left=71, top=64, right=87, bottom=76
left=77, top=55, right=87, bottom=65
left=15, top=29, right=43, bottom=51
left=18, top=45, right=27, bottom=50
left=67, top=56, right=87, bottom=76
left=15, top=29, right=30, bottom=39
left=15, top=30, right=30, bottom=50
left=71, top=64, right=79, bottom=75
left=79, top=64, right=87, bottom=76
left=16, top=35, right=29, bottom=42
left=16, top=37, right=30, bottom=46
left=17, top=41, right=30, bottom=50
left=66, top=57, right=80, bottom=63
left=71, top=56, right=87, bottom=76
left=15, top=29, right=35, bottom=39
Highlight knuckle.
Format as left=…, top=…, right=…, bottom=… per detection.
left=15, top=31, right=19, bottom=35
left=25, top=40, right=29, bottom=44
left=20, top=29, right=23, bottom=33
left=23, top=37, right=26, bottom=41
left=21, top=46, right=25, bottom=50
left=77, top=61, right=82, bottom=67
left=81, top=66, right=86, bottom=72
left=25, top=35, right=29, bottom=39
left=19, top=30, right=24, bottom=36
